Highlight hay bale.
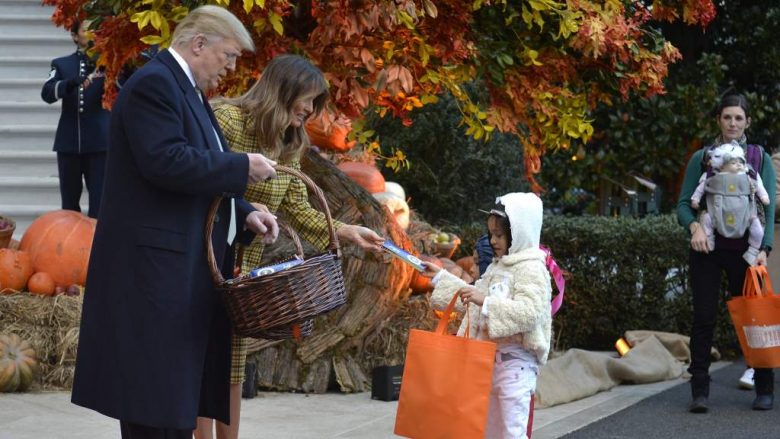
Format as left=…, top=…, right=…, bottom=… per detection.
left=0, top=292, right=82, bottom=390
left=359, top=294, right=462, bottom=371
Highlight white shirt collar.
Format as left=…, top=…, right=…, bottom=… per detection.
left=168, top=47, right=197, bottom=89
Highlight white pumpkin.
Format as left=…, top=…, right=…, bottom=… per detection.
left=373, top=191, right=410, bottom=230
left=384, top=181, right=406, bottom=201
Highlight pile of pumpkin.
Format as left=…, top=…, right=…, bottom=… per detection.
left=0, top=210, right=95, bottom=392
left=334, top=162, right=476, bottom=294
left=0, top=210, right=95, bottom=295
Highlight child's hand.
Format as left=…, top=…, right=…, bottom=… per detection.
left=420, top=261, right=441, bottom=278
left=691, top=199, right=700, bottom=209
left=459, top=286, right=485, bottom=306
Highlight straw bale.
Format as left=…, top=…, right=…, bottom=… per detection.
left=0, top=292, right=82, bottom=390
left=245, top=151, right=417, bottom=392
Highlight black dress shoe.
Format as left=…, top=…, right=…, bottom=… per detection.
left=689, top=396, right=709, bottom=413
left=752, top=394, right=774, bottom=410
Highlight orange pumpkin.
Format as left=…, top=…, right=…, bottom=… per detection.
left=0, top=249, right=33, bottom=292
left=337, top=162, right=386, bottom=194
left=0, top=334, right=37, bottom=392
left=27, top=272, right=56, bottom=296
left=305, top=112, right=356, bottom=152
left=455, top=256, right=475, bottom=273
left=19, top=210, right=96, bottom=288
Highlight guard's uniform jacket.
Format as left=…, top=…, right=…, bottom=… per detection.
left=41, top=49, right=110, bottom=217
left=41, top=49, right=109, bottom=154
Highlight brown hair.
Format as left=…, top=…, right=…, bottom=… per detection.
left=218, top=54, right=328, bottom=162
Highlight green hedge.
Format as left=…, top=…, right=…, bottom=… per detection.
left=541, top=214, right=739, bottom=356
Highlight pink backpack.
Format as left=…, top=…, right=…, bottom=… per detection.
left=540, top=245, right=565, bottom=316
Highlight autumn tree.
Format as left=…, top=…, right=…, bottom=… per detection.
left=45, top=0, right=715, bottom=190
left=540, top=0, right=780, bottom=213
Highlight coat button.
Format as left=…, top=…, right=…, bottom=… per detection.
left=214, top=214, right=221, bottom=223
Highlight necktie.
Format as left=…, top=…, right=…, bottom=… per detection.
left=196, top=87, right=237, bottom=245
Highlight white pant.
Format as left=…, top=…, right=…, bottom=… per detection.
left=485, top=349, right=538, bottom=439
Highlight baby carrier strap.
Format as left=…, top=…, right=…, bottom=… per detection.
left=745, top=144, right=763, bottom=179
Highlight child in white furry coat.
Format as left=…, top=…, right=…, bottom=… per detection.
left=422, top=192, right=552, bottom=439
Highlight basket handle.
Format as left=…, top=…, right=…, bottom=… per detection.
left=274, top=164, right=341, bottom=253
left=204, top=164, right=340, bottom=286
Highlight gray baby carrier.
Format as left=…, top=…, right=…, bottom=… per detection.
left=704, top=173, right=755, bottom=238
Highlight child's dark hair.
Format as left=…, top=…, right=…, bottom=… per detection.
left=486, top=203, right=512, bottom=250
left=70, top=20, right=81, bottom=35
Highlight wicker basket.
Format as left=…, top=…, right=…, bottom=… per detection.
left=205, top=165, right=346, bottom=340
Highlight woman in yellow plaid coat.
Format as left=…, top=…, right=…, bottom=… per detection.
left=193, top=54, right=384, bottom=439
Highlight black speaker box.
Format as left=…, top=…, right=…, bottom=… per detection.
left=242, top=361, right=257, bottom=399
left=371, top=364, right=404, bottom=401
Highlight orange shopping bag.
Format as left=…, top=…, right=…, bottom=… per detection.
left=727, top=265, right=780, bottom=368
left=394, top=292, right=496, bottom=439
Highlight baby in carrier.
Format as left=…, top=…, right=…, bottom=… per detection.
left=691, top=141, right=770, bottom=265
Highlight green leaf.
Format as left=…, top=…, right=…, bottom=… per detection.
left=268, top=12, right=284, bottom=35
left=140, top=35, right=166, bottom=45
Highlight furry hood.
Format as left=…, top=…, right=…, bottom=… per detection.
left=708, top=140, right=745, bottom=171
left=496, top=192, right=543, bottom=254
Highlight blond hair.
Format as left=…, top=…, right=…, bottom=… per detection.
left=171, top=5, right=253, bottom=52
left=216, top=55, right=328, bottom=162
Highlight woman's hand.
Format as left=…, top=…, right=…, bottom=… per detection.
left=757, top=250, right=768, bottom=266
left=690, top=222, right=709, bottom=253
left=420, top=261, right=441, bottom=278
left=336, top=224, right=384, bottom=253
left=459, top=286, right=485, bottom=306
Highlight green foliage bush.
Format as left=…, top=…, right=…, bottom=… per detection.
left=365, top=88, right=529, bottom=227
left=542, top=214, right=739, bottom=356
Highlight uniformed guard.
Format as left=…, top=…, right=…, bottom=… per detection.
left=41, top=19, right=109, bottom=218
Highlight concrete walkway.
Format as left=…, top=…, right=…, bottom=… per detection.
left=0, top=362, right=724, bottom=439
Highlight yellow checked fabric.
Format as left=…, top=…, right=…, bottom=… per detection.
left=215, top=103, right=344, bottom=383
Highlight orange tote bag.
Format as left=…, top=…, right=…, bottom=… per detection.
left=727, top=265, right=780, bottom=368
left=394, top=292, right=497, bottom=439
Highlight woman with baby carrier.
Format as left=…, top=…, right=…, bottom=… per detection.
left=677, top=93, right=777, bottom=413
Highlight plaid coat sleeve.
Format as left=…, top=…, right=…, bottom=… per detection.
left=279, top=160, right=345, bottom=251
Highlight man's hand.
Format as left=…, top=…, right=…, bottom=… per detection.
left=247, top=153, right=277, bottom=184
left=336, top=225, right=384, bottom=253
left=245, top=210, right=279, bottom=245
left=250, top=202, right=271, bottom=215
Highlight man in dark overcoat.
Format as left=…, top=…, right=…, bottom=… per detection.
left=41, top=19, right=109, bottom=218
left=70, top=6, right=279, bottom=438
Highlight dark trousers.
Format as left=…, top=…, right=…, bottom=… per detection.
left=57, top=151, right=106, bottom=218
left=688, top=248, right=774, bottom=394
left=119, top=421, right=191, bottom=439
